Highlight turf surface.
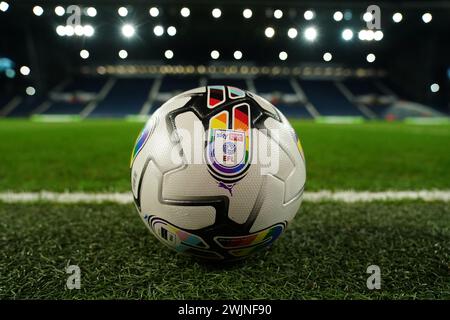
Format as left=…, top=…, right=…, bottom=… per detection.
left=0, top=201, right=448, bottom=299
left=0, top=119, right=449, bottom=192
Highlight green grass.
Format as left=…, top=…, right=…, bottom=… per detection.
left=0, top=119, right=449, bottom=192
left=0, top=201, right=448, bottom=299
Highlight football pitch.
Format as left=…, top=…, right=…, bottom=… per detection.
left=0, top=119, right=449, bottom=299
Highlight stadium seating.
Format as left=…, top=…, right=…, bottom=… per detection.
left=90, top=78, right=154, bottom=117
left=299, top=80, right=365, bottom=116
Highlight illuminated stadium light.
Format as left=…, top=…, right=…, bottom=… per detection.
left=83, top=25, right=94, bottom=37
left=430, top=83, right=440, bottom=93
left=54, top=6, right=65, bottom=16
left=274, top=9, right=283, bottom=19
left=26, top=86, right=36, bottom=96
left=121, top=24, right=135, bottom=38
left=20, top=66, right=31, bottom=76
left=80, top=49, right=89, bottom=59
left=164, top=50, right=174, bottom=59
left=180, top=7, right=190, bottom=18
left=365, top=30, right=375, bottom=41
left=118, top=49, right=128, bottom=59
left=149, top=7, right=159, bottom=17
left=56, top=25, right=66, bottom=36
left=243, top=8, right=252, bottom=19
left=279, top=51, right=288, bottom=61
left=153, top=25, right=164, bottom=36
left=323, top=52, right=333, bottom=62
left=65, top=25, right=75, bottom=36
left=342, top=28, right=354, bottom=41
left=333, top=11, right=343, bottom=21
left=363, top=12, right=373, bottom=22
left=304, top=10, right=315, bottom=20
left=211, top=50, right=220, bottom=60
left=74, top=25, right=84, bottom=36
left=33, top=6, right=44, bottom=16
left=287, top=28, right=298, bottom=39
left=366, top=53, right=376, bottom=63
left=233, top=50, right=243, bottom=60
left=167, top=26, right=177, bottom=36
left=304, top=27, right=317, bottom=42
left=422, top=12, right=432, bottom=23
left=0, top=1, right=9, bottom=12
left=87, top=7, right=97, bottom=17
left=374, top=30, right=383, bottom=41
left=212, top=8, right=221, bottom=18
left=265, top=27, right=275, bottom=38
left=118, top=7, right=128, bottom=17
left=392, top=12, right=403, bottom=23
left=358, top=29, right=367, bottom=40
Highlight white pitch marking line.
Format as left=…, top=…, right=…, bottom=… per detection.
left=0, top=190, right=449, bottom=204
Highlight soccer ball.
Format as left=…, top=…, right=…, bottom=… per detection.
left=130, top=86, right=306, bottom=260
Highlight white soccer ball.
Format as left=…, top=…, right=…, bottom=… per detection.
left=130, top=86, right=306, bottom=260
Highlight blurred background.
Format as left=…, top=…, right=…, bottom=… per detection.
left=0, top=0, right=449, bottom=121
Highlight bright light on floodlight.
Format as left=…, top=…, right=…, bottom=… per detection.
left=26, top=86, right=36, bottom=96
left=323, top=52, right=332, bottom=62
left=181, top=7, right=190, bottom=17
left=342, top=29, right=353, bottom=41
left=265, top=27, right=275, bottom=38
left=279, top=51, right=288, bottom=61
left=167, top=26, right=176, bottom=36
left=392, top=12, right=403, bottom=23
left=20, top=66, right=31, bottom=76
left=212, top=8, right=221, bottom=18
left=430, top=83, right=440, bottom=93
left=149, top=7, right=159, bottom=17
left=153, top=25, right=164, bottom=36
left=366, top=53, right=376, bottom=63
left=211, top=50, right=220, bottom=60
left=234, top=50, right=243, bottom=60
left=243, top=8, right=252, bottom=19
left=165, top=50, right=174, bottom=59
left=118, top=49, right=128, bottom=59
left=56, top=25, right=66, bottom=36
left=87, top=7, right=97, bottom=17
left=55, top=6, right=65, bottom=16
left=83, top=25, right=94, bottom=37
left=274, top=9, right=283, bottom=19
left=118, top=7, right=128, bottom=17
left=363, top=12, right=373, bottom=22
left=333, top=11, right=343, bottom=21
left=33, top=6, right=44, bottom=16
left=422, top=12, right=432, bottom=23
left=304, top=10, right=315, bottom=20
left=122, top=24, right=135, bottom=38
left=304, top=27, right=317, bottom=41
left=80, top=49, right=89, bottom=59
left=288, top=28, right=298, bottom=39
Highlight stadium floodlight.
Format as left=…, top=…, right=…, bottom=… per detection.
left=333, top=11, right=343, bottom=21
left=211, top=50, right=220, bottom=60
left=392, top=12, right=403, bottom=23
left=118, top=7, right=128, bottom=17
left=122, top=24, right=135, bottom=38
left=33, top=6, right=44, bottom=16
left=274, top=9, right=283, bottom=19
left=20, top=66, right=31, bottom=76
left=164, top=50, right=174, bottom=59
left=243, top=8, right=252, bottom=19
left=342, top=28, right=353, bottom=41
left=304, top=27, right=317, bottom=41
left=87, top=7, right=97, bottom=17
left=366, top=53, right=376, bottom=63
left=374, top=30, right=383, bottom=41
left=74, top=25, right=84, bottom=36
left=167, top=26, right=176, bottom=36
left=54, top=6, right=65, bottom=16
left=65, top=25, right=75, bottom=36
left=430, top=83, right=440, bottom=93
left=233, top=50, right=243, bottom=60
left=279, top=51, right=288, bottom=61
left=0, top=1, right=9, bottom=12
left=56, top=25, right=66, bottom=36
left=365, top=30, right=375, bottom=41
left=422, top=12, right=432, bottom=23
left=83, top=25, right=94, bottom=37
left=212, top=8, right=221, bottom=18
left=118, top=49, right=128, bottom=59
left=265, top=27, right=275, bottom=38
left=153, top=25, right=164, bottom=36
left=287, top=28, right=298, bottom=39
left=149, top=7, right=159, bottom=17
left=323, top=52, right=332, bottom=62
left=26, top=86, right=36, bottom=96
left=358, top=29, right=367, bottom=40
left=363, top=12, right=373, bottom=22
left=80, top=49, right=89, bottom=59
left=180, top=7, right=190, bottom=17
left=304, top=10, right=315, bottom=20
